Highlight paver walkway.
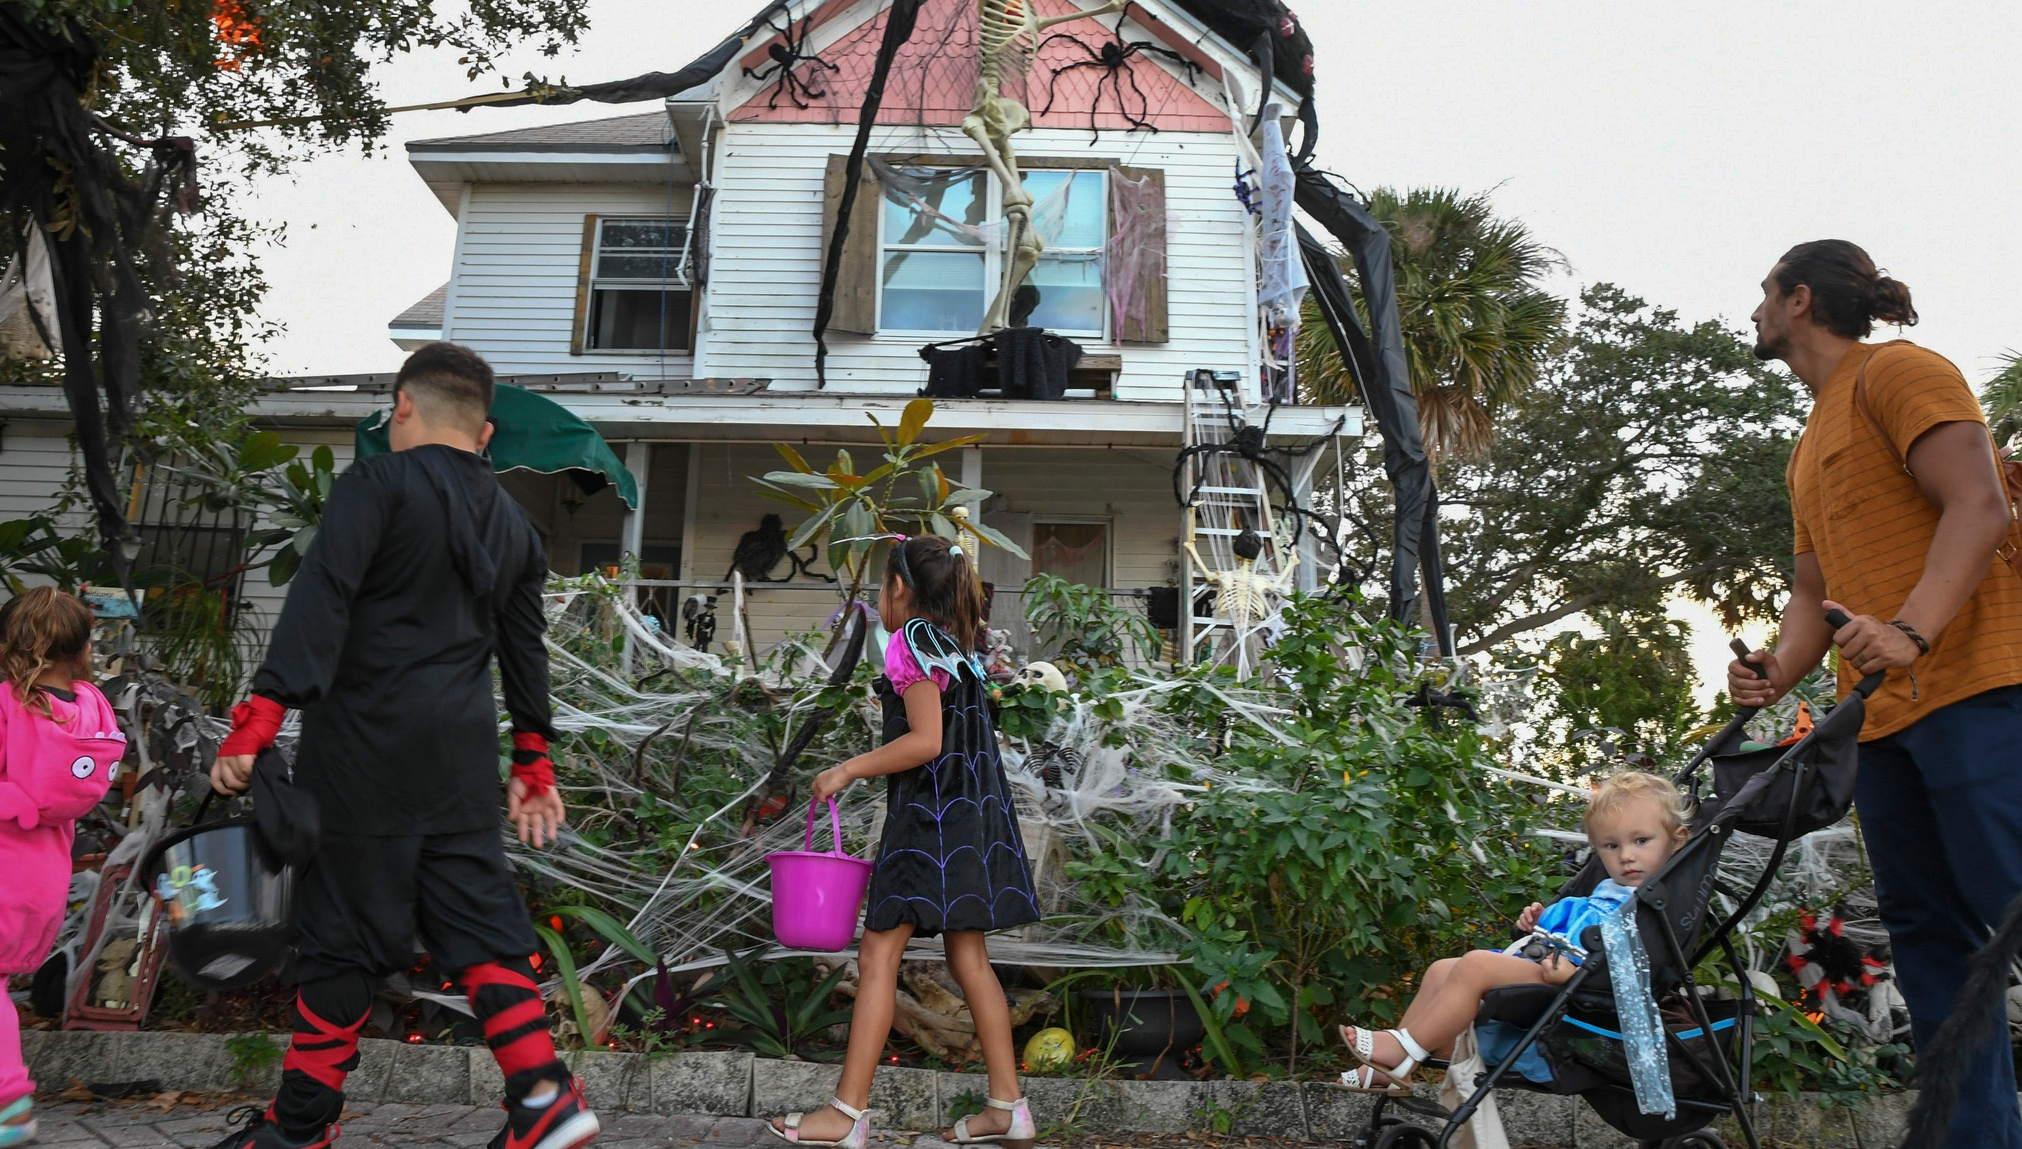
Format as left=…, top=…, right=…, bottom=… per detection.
left=24, top=1098, right=1381, bottom=1149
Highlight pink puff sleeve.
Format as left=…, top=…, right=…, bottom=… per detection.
left=885, top=628, right=952, bottom=695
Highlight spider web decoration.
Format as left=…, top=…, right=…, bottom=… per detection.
left=1035, top=11, right=1198, bottom=139
left=742, top=9, right=842, bottom=111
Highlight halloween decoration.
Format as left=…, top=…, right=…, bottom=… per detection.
left=1171, top=385, right=1339, bottom=549
left=1785, top=908, right=1890, bottom=1027
left=681, top=593, right=719, bottom=651
left=965, top=0, right=1129, bottom=334
left=725, top=513, right=830, bottom=583
left=1012, top=661, right=1069, bottom=694
left=742, top=9, right=840, bottom=111
left=1185, top=525, right=1295, bottom=677
left=1036, top=9, right=1197, bottom=138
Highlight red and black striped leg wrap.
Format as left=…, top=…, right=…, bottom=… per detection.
left=275, top=972, right=371, bottom=1140
left=464, top=958, right=566, bottom=1101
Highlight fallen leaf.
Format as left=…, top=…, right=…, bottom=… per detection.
left=59, top=1078, right=94, bottom=1103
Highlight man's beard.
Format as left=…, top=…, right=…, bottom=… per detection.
left=1753, top=330, right=1789, bottom=362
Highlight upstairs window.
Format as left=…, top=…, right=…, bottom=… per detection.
left=581, top=217, right=692, bottom=351
left=877, top=168, right=1107, bottom=338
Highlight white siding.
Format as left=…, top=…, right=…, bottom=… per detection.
left=704, top=122, right=1257, bottom=399
left=0, top=420, right=90, bottom=531
left=446, top=182, right=698, bottom=377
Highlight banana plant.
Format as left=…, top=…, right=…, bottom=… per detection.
left=753, top=398, right=1027, bottom=603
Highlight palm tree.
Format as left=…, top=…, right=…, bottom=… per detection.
left=1986, top=350, right=2022, bottom=444
left=1297, top=187, right=1567, bottom=462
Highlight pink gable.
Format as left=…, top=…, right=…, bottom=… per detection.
left=730, top=0, right=1231, bottom=133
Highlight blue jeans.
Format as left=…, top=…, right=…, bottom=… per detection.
left=1857, top=684, right=2022, bottom=1149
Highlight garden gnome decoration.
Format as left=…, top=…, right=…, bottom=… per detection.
left=966, top=0, right=1128, bottom=333
left=1186, top=525, right=1296, bottom=677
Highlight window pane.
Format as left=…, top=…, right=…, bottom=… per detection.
left=596, top=253, right=683, bottom=280
left=1025, top=254, right=1104, bottom=334
left=884, top=172, right=986, bottom=247
left=1026, top=171, right=1105, bottom=249
left=589, top=288, right=692, bottom=350
left=1033, top=522, right=1107, bottom=587
left=600, top=219, right=684, bottom=249
left=881, top=251, right=985, bottom=331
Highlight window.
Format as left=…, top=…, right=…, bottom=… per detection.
left=583, top=218, right=693, bottom=351
left=1031, top=521, right=1109, bottom=588
left=878, top=169, right=1107, bottom=338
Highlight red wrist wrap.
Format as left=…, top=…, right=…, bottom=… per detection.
left=219, top=695, right=286, bottom=758
left=510, top=732, right=555, bottom=799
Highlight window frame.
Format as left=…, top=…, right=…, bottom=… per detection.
left=1029, top=517, right=1114, bottom=589
left=874, top=168, right=1110, bottom=341
left=578, top=215, right=696, bottom=355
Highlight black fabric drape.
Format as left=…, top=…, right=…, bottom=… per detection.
left=1294, top=199, right=1452, bottom=654
left=485, top=2, right=790, bottom=108
left=993, top=326, right=1080, bottom=400
left=814, top=0, right=924, bottom=388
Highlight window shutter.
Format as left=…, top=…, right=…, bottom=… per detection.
left=1107, top=165, right=1168, bottom=344
left=820, top=155, right=882, bottom=335
left=571, top=214, right=598, bottom=355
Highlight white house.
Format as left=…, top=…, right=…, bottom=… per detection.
left=0, top=0, right=1361, bottom=656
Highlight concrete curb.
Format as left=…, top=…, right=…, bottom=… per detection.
left=21, top=1029, right=1915, bottom=1144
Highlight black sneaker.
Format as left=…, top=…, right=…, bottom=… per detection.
left=488, top=1078, right=600, bottom=1149
left=208, top=1106, right=339, bottom=1149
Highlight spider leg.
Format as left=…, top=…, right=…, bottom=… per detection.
left=1039, top=57, right=1108, bottom=118
left=1120, top=50, right=1159, bottom=132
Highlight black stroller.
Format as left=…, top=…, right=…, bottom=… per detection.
left=1354, top=611, right=1880, bottom=1149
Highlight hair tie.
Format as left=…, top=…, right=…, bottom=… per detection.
left=949, top=544, right=964, bottom=558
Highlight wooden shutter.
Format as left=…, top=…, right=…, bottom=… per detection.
left=820, top=155, right=882, bottom=335
left=570, top=214, right=598, bottom=355
left=1108, top=165, right=1168, bottom=344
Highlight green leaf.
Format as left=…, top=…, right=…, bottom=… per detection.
left=552, top=905, right=657, bottom=965
left=534, top=923, right=590, bottom=1050
left=966, top=518, right=1029, bottom=560
left=908, top=435, right=987, bottom=461
left=268, top=545, right=303, bottom=587
left=1171, top=967, right=1244, bottom=1077
left=762, top=471, right=840, bottom=490
left=774, top=442, right=816, bottom=474
left=788, top=502, right=843, bottom=552
left=290, top=524, right=318, bottom=555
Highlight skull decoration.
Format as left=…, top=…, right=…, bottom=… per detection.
left=1012, top=661, right=1069, bottom=693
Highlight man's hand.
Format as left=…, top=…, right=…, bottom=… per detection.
left=1823, top=600, right=1923, bottom=674
left=812, top=763, right=855, bottom=804
left=1726, top=647, right=1788, bottom=709
left=1516, top=902, right=1544, bottom=933
left=507, top=776, right=566, bottom=848
left=210, top=753, right=256, bottom=795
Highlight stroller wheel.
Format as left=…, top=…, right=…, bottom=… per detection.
left=1650, top=1135, right=1726, bottom=1149
left=1372, top=1126, right=1439, bottom=1149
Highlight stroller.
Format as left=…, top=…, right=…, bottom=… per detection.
left=1354, top=611, right=1880, bottom=1149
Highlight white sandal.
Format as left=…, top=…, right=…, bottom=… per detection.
left=948, top=1096, right=1036, bottom=1149
left=1336, top=1024, right=1429, bottom=1094
left=768, top=1097, right=871, bottom=1149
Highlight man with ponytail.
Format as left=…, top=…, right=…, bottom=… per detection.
left=1731, top=241, right=2022, bottom=1147
left=207, top=343, right=598, bottom=1149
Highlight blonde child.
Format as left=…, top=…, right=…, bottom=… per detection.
left=0, top=589, right=124, bottom=1145
left=1334, top=771, right=1693, bottom=1093
left=767, top=536, right=1040, bottom=1149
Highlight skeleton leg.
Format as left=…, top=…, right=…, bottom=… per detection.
left=965, top=91, right=1041, bottom=334
left=1032, top=0, right=1129, bottom=31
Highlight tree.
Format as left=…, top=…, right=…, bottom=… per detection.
left=1297, top=186, right=1567, bottom=461
left=1436, top=285, right=1806, bottom=655
left=1985, top=350, right=2022, bottom=444
left=1535, top=610, right=1701, bottom=774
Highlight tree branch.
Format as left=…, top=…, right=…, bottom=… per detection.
left=1456, top=559, right=1733, bottom=656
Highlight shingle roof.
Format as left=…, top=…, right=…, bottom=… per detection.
left=389, top=283, right=449, bottom=329
left=407, top=111, right=676, bottom=153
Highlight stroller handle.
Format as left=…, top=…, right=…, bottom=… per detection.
left=1823, top=608, right=1889, bottom=698
left=1718, top=609, right=1886, bottom=732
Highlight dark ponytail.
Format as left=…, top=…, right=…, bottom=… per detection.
left=886, top=535, right=985, bottom=651
left=1773, top=240, right=1918, bottom=339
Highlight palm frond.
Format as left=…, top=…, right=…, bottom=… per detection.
left=1986, top=350, right=2022, bottom=444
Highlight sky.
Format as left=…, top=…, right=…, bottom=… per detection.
left=241, top=1, right=2022, bottom=690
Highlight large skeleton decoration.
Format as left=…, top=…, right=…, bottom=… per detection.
left=1185, top=524, right=1296, bottom=678
left=964, top=0, right=1128, bottom=333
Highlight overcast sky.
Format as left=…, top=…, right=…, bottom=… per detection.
left=249, top=0, right=2022, bottom=384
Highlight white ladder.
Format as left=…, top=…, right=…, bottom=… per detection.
left=1178, top=371, right=1291, bottom=672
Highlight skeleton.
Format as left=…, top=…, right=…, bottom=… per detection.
left=965, top=0, right=1128, bottom=333
left=1185, top=525, right=1296, bottom=677
left=1012, top=660, right=1069, bottom=693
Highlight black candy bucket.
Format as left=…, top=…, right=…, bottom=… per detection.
left=142, top=815, right=295, bottom=991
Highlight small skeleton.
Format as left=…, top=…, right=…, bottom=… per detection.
left=965, top=0, right=1128, bottom=333
left=1185, top=524, right=1296, bottom=676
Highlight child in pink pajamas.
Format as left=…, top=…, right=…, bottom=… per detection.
left=0, top=588, right=123, bottom=1146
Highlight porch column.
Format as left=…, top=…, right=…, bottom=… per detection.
left=621, top=441, right=651, bottom=561
left=961, top=446, right=982, bottom=492
left=1290, top=442, right=1325, bottom=594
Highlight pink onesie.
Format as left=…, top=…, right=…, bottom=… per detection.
left=0, top=680, right=124, bottom=1104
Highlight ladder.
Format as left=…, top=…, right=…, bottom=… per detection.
left=1177, top=370, right=1292, bottom=674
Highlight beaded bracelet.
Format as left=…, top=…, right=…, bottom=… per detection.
left=1888, top=619, right=1930, bottom=657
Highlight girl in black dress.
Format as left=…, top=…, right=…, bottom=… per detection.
left=768, top=535, right=1039, bottom=1149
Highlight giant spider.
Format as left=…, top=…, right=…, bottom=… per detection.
left=1036, top=5, right=1198, bottom=139
left=742, top=10, right=840, bottom=111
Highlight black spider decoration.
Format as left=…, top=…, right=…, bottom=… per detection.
left=724, top=512, right=833, bottom=582
left=1036, top=7, right=1198, bottom=139
left=1170, top=372, right=1345, bottom=552
left=742, top=11, right=840, bottom=111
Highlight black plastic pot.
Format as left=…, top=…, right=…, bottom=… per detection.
left=1078, top=988, right=1205, bottom=1080
left=141, top=819, right=294, bottom=991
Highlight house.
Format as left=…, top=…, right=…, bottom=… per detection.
left=0, top=0, right=1362, bottom=657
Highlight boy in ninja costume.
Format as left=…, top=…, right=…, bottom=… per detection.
left=207, top=343, right=597, bottom=1149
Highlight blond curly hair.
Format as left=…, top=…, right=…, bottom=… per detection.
left=0, top=587, right=95, bottom=719
left=1584, top=770, right=1693, bottom=839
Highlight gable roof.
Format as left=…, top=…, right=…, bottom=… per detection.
left=407, top=111, right=676, bottom=154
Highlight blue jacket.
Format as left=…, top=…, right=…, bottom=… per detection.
left=1532, top=879, right=1635, bottom=955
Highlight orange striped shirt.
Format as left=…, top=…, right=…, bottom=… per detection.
left=1787, top=341, right=2022, bottom=740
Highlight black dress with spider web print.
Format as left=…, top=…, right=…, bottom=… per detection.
left=862, top=619, right=1040, bottom=937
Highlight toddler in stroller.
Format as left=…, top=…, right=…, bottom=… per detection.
left=1334, top=771, right=1694, bottom=1095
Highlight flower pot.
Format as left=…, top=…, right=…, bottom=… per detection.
left=1078, top=987, right=1204, bottom=1080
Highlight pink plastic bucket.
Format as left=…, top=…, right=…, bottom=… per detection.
left=766, top=798, right=874, bottom=951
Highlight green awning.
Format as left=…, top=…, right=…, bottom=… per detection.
left=354, top=383, right=639, bottom=509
